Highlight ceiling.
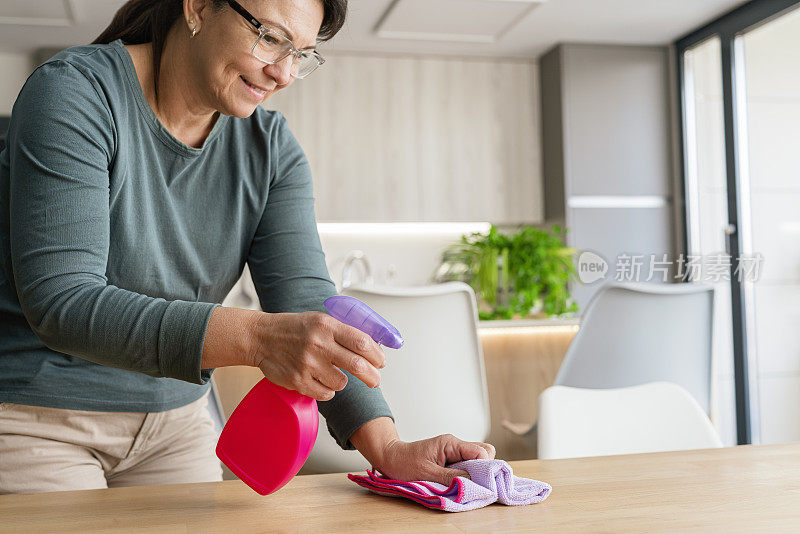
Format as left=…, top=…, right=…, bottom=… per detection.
left=0, top=0, right=747, bottom=58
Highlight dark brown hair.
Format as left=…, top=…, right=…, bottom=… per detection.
left=93, top=0, right=347, bottom=102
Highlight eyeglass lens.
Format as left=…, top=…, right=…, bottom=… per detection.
left=252, top=32, right=320, bottom=77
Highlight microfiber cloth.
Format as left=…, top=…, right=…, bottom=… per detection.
left=347, top=459, right=552, bottom=512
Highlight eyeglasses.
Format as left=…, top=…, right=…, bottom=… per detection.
left=226, top=0, right=325, bottom=79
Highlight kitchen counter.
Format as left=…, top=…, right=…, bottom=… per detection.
left=477, top=320, right=579, bottom=460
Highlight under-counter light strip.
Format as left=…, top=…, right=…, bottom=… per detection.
left=478, top=325, right=580, bottom=336
left=567, top=196, right=669, bottom=209
left=317, top=222, right=492, bottom=235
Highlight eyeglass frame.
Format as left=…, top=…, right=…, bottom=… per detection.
left=226, top=0, right=326, bottom=78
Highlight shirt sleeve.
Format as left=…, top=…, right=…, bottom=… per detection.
left=247, top=113, right=393, bottom=450
left=7, top=60, right=217, bottom=385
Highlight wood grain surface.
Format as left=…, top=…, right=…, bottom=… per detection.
left=3, top=443, right=799, bottom=533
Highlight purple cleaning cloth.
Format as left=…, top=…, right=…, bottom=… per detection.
left=347, top=459, right=552, bottom=512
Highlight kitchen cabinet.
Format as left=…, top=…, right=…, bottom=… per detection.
left=540, top=44, right=677, bottom=308
left=264, top=52, right=543, bottom=224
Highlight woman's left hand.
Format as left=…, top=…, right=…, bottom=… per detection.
left=350, top=417, right=496, bottom=486
left=375, top=435, right=496, bottom=486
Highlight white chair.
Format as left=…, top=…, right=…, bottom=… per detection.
left=537, top=382, right=723, bottom=460
left=553, top=282, right=716, bottom=413
left=302, top=282, right=491, bottom=474
left=504, top=282, right=716, bottom=454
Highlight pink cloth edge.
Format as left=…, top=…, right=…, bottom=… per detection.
left=347, top=474, right=447, bottom=510
left=367, top=469, right=466, bottom=503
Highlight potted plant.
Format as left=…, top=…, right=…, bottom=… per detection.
left=433, top=225, right=578, bottom=320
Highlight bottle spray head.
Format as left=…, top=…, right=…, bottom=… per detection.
left=324, top=295, right=404, bottom=349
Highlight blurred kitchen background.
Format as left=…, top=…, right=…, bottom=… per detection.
left=1, top=0, right=798, bottom=462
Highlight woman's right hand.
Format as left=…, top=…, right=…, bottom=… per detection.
left=249, top=310, right=386, bottom=401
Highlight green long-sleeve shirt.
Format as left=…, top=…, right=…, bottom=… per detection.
left=0, top=39, right=391, bottom=449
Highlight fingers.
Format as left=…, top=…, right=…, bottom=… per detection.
left=475, top=441, right=496, bottom=460
left=332, top=323, right=387, bottom=370
left=255, top=312, right=382, bottom=398
left=303, top=376, right=337, bottom=402
left=312, top=363, right=349, bottom=392
left=454, top=440, right=489, bottom=461
left=327, top=340, right=381, bottom=389
left=439, top=434, right=493, bottom=464
left=429, top=466, right=470, bottom=486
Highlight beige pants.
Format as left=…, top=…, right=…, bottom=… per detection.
left=0, top=393, right=222, bottom=494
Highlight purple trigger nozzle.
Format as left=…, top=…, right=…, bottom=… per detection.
left=324, top=295, right=404, bottom=349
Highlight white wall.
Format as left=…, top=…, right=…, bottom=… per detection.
left=0, top=51, right=32, bottom=115
left=262, top=51, right=543, bottom=224
left=318, top=222, right=491, bottom=289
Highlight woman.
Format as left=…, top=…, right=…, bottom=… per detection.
left=0, top=0, right=494, bottom=494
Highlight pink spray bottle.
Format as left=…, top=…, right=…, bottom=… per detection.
left=215, top=295, right=403, bottom=495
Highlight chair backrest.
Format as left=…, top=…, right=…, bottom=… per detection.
left=537, top=382, right=723, bottom=460
left=303, top=282, right=490, bottom=474
left=554, top=282, right=715, bottom=413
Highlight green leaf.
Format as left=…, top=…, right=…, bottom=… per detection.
left=433, top=224, right=579, bottom=319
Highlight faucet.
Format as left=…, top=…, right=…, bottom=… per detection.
left=341, top=250, right=374, bottom=289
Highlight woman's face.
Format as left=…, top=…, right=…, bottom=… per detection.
left=189, top=0, right=324, bottom=118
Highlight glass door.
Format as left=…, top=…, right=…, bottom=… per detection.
left=681, top=36, right=737, bottom=445
left=738, top=7, right=800, bottom=444
left=677, top=0, right=800, bottom=444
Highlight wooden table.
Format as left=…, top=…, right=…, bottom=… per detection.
left=3, top=443, right=799, bottom=533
